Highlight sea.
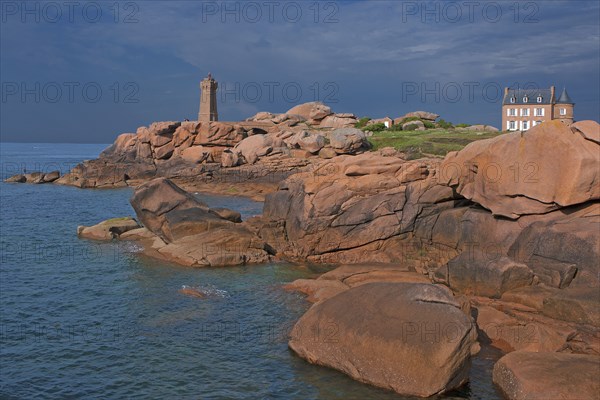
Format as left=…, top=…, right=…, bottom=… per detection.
left=0, top=143, right=502, bottom=399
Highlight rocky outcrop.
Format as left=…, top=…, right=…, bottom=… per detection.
left=328, top=127, right=369, bottom=154
left=571, top=119, right=600, bottom=143
left=261, top=121, right=600, bottom=325
left=284, top=264, right=431, bottom=303
left=4, top=170, right=60, bottom=184
left=464, top=124, right=499, bottom=132
left=398, top=111, right=440, bottom=121
left=440, top=120, right=600, bottom=219
left=72, top=116, right=600, bottom=395
left=285, top=101, right=332, bottom=124
left=442, top=254, right=534, bottom=298
left=402, top=120, right=425, bottom=130
left=233, top=134, right=275, bottom=164
left=319, top=113, right=358, bottom=129
left=53, top=102, right=374, bottom=189
left=130, top=177, right=237, bottom=243
left=289, top=282, right=478, bottom=397
left=77, top=217, right=140, bottom=240
left=126, top=177, right=271, bottom=267
left=492, top=351, right=600, bottom=400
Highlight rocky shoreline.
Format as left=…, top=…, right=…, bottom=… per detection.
left=6, top=103, right=600, bottom=399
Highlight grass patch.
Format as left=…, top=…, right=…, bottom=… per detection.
left=368, top=128, right=503, bottom=159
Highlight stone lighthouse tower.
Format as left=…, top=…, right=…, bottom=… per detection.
left=198, top=73, right=218, bottom=122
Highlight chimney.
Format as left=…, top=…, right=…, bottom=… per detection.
left=504, top=87, right=509, bottom=96
left=550, top=86, right=555, bottom=103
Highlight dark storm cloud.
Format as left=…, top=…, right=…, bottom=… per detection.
left=1, top=0, right=598, bottom=143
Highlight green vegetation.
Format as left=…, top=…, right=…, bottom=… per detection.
left=437, top=118, right=453, bottom=129
left=368, top=128, right=503, bottom=160
left=395, top=116, right=420, bottom=126
left=402, top=123, right=420, bottom=131
left=455, top=123, right=470, bottom=128
left=365, top=122, right=387, bottom=132
left=354, top=117, right=371, bottom=128
left=387, top=123, right=404, bottom=131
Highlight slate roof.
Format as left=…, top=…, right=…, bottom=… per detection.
left=503, top=88, right=554, bottom=105
left=557, top=88, right=574, bottom=104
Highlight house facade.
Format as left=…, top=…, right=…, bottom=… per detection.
left=369, top=117, right=393, bottom=128
left=502, top=86, right=574, bottom=132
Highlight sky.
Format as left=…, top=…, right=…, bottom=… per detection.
left=1, top=0, right=599, bottom=143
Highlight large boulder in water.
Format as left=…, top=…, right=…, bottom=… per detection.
left=440, top=120, right=600, bottom=219
left=129, top=177, right=236, bottom=242
left=289, top=282, right=478, bottom=397
left=129, top=178, right=270, bottom=267
left=492, top=351, right=600, bottom=400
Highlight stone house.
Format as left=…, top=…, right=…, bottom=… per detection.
left=369, top=117, right=394, bottom=128
left=502, top=86, right=574, bottom=132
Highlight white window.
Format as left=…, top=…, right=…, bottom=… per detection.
left=537, top=96, right=542, bottom=103
left=509, top=108, right=516, bottom=116
left=523, top=96, right=528, bottom=103
left=521, top=108, right=530, bottom=117
left=560, top=108, right=567, bottom=115
left=522, top=121, right=529, bottom=130
left=509, top=121, right=516, bottom=130
left=510, top=97, right=515, bottom=103
left=534, top=108, right=544, bottom=117
left=534, top=120, right=542, bottom=126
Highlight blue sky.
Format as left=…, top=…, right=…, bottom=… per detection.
left=1, top=0, right=599, bottom=143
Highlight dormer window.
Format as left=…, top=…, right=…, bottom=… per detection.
left=510, top=97, right=515, bottom=103
left=537, top=96, right=542, bottom=103
left=523, top=96, right=528, bottom=103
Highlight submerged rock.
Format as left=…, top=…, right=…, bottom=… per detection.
left=178, top=286, right=206, bottom=299
left=4, top=170, right=60, bottom=184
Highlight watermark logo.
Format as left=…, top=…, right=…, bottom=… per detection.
left=1, top=82, right=140, bottom=104
left=217, top=81, right=339, bottom=104
left=399, top=1, right=540, bottom=23
left=200, top=1, right=339, bottom=24
left=400, top=81, right=543, bottom=104
left=1, top=1, right=140, bottom=23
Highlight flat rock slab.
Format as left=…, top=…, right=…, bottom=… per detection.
left=493, top=351, right=600, bottom=400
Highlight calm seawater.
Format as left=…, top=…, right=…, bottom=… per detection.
left=0, top=143, right=501, bottom=399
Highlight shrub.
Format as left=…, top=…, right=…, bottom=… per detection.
left=403, top=123, right=420, bottom=131
left=437, top=118, right=453, bottom=129
left=397, top=116, right=420, bottom=125
left=423, top=121, right=436, bottom=129
left=365, top=122, right=387, bottom=132
left=455, top=123, right=470, bottom=128
left=355, top=117, right=371, bottom=128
